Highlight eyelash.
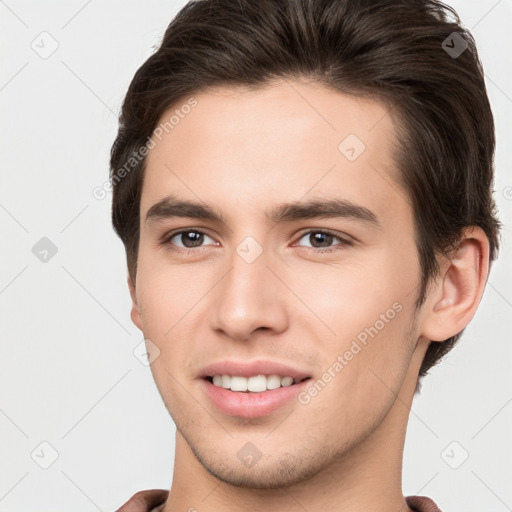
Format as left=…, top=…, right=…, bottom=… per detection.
left=161, top=228, right=352, bottom=255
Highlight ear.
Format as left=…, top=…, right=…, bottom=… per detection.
left=128, top=273, right=143, bottom=331
left=420, top=227, right=490, bottom=342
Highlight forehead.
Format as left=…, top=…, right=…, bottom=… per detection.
left=141, top=80, right=409, bottom=227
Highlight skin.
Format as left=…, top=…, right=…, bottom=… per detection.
left=127, top=79, right=489, bottom=512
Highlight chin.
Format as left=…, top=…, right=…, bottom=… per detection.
left=186, top=432, right=333, bottom=489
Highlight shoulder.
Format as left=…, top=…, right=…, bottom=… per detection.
left=405, top=495, right=443, bottom=512
left=115, top=489, right=169, bottom=512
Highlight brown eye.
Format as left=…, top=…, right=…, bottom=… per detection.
left=165, top=229, right=216, bottom=252
left=295, top=230, right=351, bottom=252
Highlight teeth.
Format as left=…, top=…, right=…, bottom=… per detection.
left=248, top=375, right=267, bottom=392
left=230, top=376, right=247, bottom=392
left=281, top=376, right=293, bottom=387
left=210, top=374, right=305, bottom=393
left=267, top=375, right=281, bottom=390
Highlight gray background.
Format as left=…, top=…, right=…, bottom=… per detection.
left=0, top=1, right=510, bottom=510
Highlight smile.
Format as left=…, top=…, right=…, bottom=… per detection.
left=208, top=374, right=309, bottom=393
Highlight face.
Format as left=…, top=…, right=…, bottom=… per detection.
left=130, top=80, right=427, bottom=488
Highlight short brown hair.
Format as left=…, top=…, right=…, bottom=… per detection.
left=110, top=0, right=501, bottom=383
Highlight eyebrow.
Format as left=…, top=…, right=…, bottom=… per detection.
left=145, top=194, right=380, bottom=227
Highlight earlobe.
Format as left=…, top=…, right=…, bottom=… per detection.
left=128, top=274, right=143, bottom=331
left=420, top=227, right=489, bottom=342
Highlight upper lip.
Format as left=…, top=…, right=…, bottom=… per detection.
left=198, top=360, right=311, bottom=380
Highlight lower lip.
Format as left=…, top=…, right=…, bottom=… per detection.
left=201, top=378, right=311, bottom=419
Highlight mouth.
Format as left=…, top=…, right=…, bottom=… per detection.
left=200, top=374, right=312, bottom=419
left=204, top=374, right=311, bottom=393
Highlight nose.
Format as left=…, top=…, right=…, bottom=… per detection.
left=209, top=243, right=289, bottom=342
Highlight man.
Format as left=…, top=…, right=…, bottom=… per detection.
left=110, top=0, right=501, bottom=510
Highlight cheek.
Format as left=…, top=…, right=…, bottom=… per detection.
left=303, top=303, right=415, bottom=438
left=285, top=250, right=411, bottom=338
left=135, top=245, right=207, bottom=330
left=289, top=250, right=418, bottom=384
